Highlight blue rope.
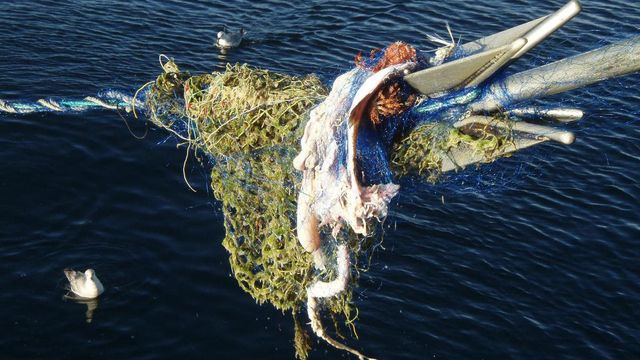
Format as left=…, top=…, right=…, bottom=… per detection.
left=0, top=90, right=139, bottom=114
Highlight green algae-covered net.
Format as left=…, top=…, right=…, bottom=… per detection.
left=144, top=62, right=324, bottom=314
left=140, top=60, right=374, bottom=359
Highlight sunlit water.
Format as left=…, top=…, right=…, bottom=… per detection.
left=0, top=1, right=639, bottom=359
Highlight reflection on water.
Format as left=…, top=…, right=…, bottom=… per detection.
left=64, top=295, right=99, bottom=324
left=217, top=49, right=229, bottom=59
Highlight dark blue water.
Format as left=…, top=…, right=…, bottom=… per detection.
left=1, top=1, right=639, bottom=359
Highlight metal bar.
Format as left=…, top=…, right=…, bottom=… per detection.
left=405, top=40, right=525, bottom=95
left=454, top=115, right=575, bottom=144
left=470, top=36, right=640, bottom=112
left=441, top=137, right=547, bottom=172
left=466, top=39, right=526, bottom=86
left=512, top=0, right=581, bottom=58
left=508, top=107, right=584, bottom=122
left=459, top=0, right=581, bottom=58
left=408, top=1, right=581, bottom=95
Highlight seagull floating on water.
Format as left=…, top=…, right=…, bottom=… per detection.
left=216, top=27, right=245, bottom=49
left=64, top=268, right=104, bottom=299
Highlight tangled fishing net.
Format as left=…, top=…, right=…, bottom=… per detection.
left=134, top=40, right=517, bottom=359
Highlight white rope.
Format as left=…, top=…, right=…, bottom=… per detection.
left=84, top=96, right=118, bottom=110
left=0, top=99, right=16, bottom=113
left=305, top=244, right=377, bottom=360
left=307, top=244, right=350, bottom=298
left=37, top=99, right=63, bottom=111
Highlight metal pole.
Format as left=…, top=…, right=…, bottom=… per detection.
left=454, top=115, right=576, bottom=144
left=470, top=36, right=640, bottom=112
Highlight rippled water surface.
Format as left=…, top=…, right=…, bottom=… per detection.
left=1, top=1, right=639, bottom=359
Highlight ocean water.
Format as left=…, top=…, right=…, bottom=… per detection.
left=0, top=0, right=639, bottom=359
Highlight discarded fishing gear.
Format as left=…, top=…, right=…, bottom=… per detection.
left=1, top=1, right=639, bottom=359
left=286, top=0, right=640, bottom=358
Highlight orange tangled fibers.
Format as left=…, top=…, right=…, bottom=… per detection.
left=355, top=42, right=418, bottom=126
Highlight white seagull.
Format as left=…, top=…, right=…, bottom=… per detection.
left=64, top=268, right=104, bottom=299
left=216, top=27, right=245, bottom=49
